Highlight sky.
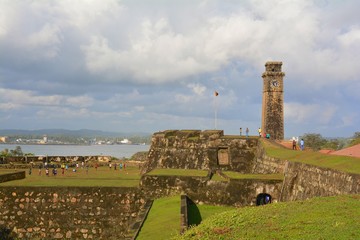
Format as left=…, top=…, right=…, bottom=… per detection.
left=0, top=0, right=359, bottom=138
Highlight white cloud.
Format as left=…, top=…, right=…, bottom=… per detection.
left=25, top=23, right=63, bottom=59
left=36, top=107, right=90, bottom=119
left=0, top=88, right=93, bottom=109
left=175, top=94, right=192, bottom=104
left=57, top=0, right=124, bottom=29
left=187, top=83, right=206, bottom=96
left=285, top=102, right=337, bottom=125
left=0, top=0, right=359, bottom=137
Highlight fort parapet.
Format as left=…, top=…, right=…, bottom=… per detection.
left=142, top=130, right=259, bottom=174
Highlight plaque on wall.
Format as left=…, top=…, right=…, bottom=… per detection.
left=218, top=148, right=229, bottom=165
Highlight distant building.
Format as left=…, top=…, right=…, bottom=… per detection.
left=40, top=135, right=48, bottom=144
left=120, top=139, right=131, bottom=144
left=0, top=136, right=7, bottom=143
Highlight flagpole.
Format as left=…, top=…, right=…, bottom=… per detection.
left=214, top=91, right=218, bottom=129
left=215, top=102, right=217, bottom=129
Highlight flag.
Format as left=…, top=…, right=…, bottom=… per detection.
left=214, top=91, right=219, bottom=96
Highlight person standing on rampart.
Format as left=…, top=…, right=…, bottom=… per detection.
left=300, top=139, right=305, bottom=151
left=240, top=128, right=242, bottom=136
left=292, top=139, right=297, bottom=150
left=258, top=128, right=262, bottom=137
left=246, top=128, right=249, bottom=138
left=61, top=163, right=65, bottom=175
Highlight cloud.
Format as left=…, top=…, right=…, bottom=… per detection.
left=187, top=83, right=206, bottom=96
left=0, top=88, right=93, bottom=109
left=25, top=23, right=63, bottom=59
left=285, top=102, right=337, bottom=125
left=0, top=0, right=359, bottom=137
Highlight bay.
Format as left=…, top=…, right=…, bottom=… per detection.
left=0, top=144, right=149, bottom=159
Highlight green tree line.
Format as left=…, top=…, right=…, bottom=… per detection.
left=300, top=132, right=360, bottom=151
left=0, top=146, right=34, bottom=157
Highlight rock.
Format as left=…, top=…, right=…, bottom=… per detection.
left=54, top=232, right=63, bottom=239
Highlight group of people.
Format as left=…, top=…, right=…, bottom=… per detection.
left=239, top=127, right=271, bottom=139
left=239, top=127, right=250, bottom=137
left=33, top=161, right=95, bottom=176
left=292, top=137, right=305, bottom=151
left=29, top=161, right=129, bottom=177
left=239, top=126, right=306, bottom=150
left=108, top=162, right=126, bottom=171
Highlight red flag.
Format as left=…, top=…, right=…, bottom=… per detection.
left=214, top=91, right=219, bottom=96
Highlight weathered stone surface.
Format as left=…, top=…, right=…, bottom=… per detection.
left=261, top=61, right=285, bottom=140
left=281, top=161, right=360, bottom=201
left=0, top=187, right=146, bottom=239
left=141, top=130, right=259, bottom=174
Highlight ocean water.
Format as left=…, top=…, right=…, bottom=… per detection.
left=0, top=144, right=149, bottom=159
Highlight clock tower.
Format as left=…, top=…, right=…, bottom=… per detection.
left=261, top=61, right=285, bottom=140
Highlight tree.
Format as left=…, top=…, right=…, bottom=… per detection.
left=0, top=148, right=10, bottom=157
left=10, top=146, right=23, bottom=156
left=322, top=139, right=343, bottom=150
left=301, top=133, right=327, bottom=151
left=353, top=132, right=360, bottom=139
left=349, top=132, right=360, bottom=147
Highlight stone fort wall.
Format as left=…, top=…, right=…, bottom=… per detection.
left=140, top=175, right=283, bottom=207
left=281, top=161, right=360, bottom=201
left=142, top=130, right=259, bottom=174
left=0, top=171, right=25, bottom=183
left=140, top=130, right=359, bottom=205
left=0, top=134, right=359, bottom=239
left=0, top=187, right=146, bottom=239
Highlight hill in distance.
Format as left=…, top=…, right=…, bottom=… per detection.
left=0, top=129, right=151, bottom=138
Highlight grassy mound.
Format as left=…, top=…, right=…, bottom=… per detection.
left=137, top=195, right=235, bottom=240
left=263, top=140, right=360, bottom=174
left=175, top=195, right=360, bottom=240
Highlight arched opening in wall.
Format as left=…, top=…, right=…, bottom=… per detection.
left=256, top=193, right=272, bottom=206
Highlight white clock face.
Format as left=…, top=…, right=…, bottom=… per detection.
left=271, top=80, right=279, bottom=87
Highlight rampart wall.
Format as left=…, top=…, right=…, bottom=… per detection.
left=281, top=161, right=360, bottom=201
left=0, top=132, right=359, bottom=239
left=140, top=130, right=360, bottom=204
left=0, top=171, right=25, bottom=183
left=142, top=130, right=259, bottom=174
left=0, top=187, right=146, bottom=239
left=140, top=175, right=283, bottom=206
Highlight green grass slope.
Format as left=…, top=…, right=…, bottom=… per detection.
left=137, top=195, right=181, bottom=240
left=263, top=140, right=360, bottom=174
left=137, top=195, right=236, bottom=240
left=175, top=195, right=360, bottom=240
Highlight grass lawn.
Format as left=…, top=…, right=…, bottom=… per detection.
left=137, top=195, right=236, bottom=240
left=188, top=202, right=235, bottom=227
left=263, top=140, right=360, bottom=174
left=175, top=194, right=360, bottom=240
left=0, top=165, right=141, bottom=187
left=223, top=171, right=284, bottom=180
left=146, top=168, right=208, bottom=177
left=137, top=195, right=181, bottom=240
